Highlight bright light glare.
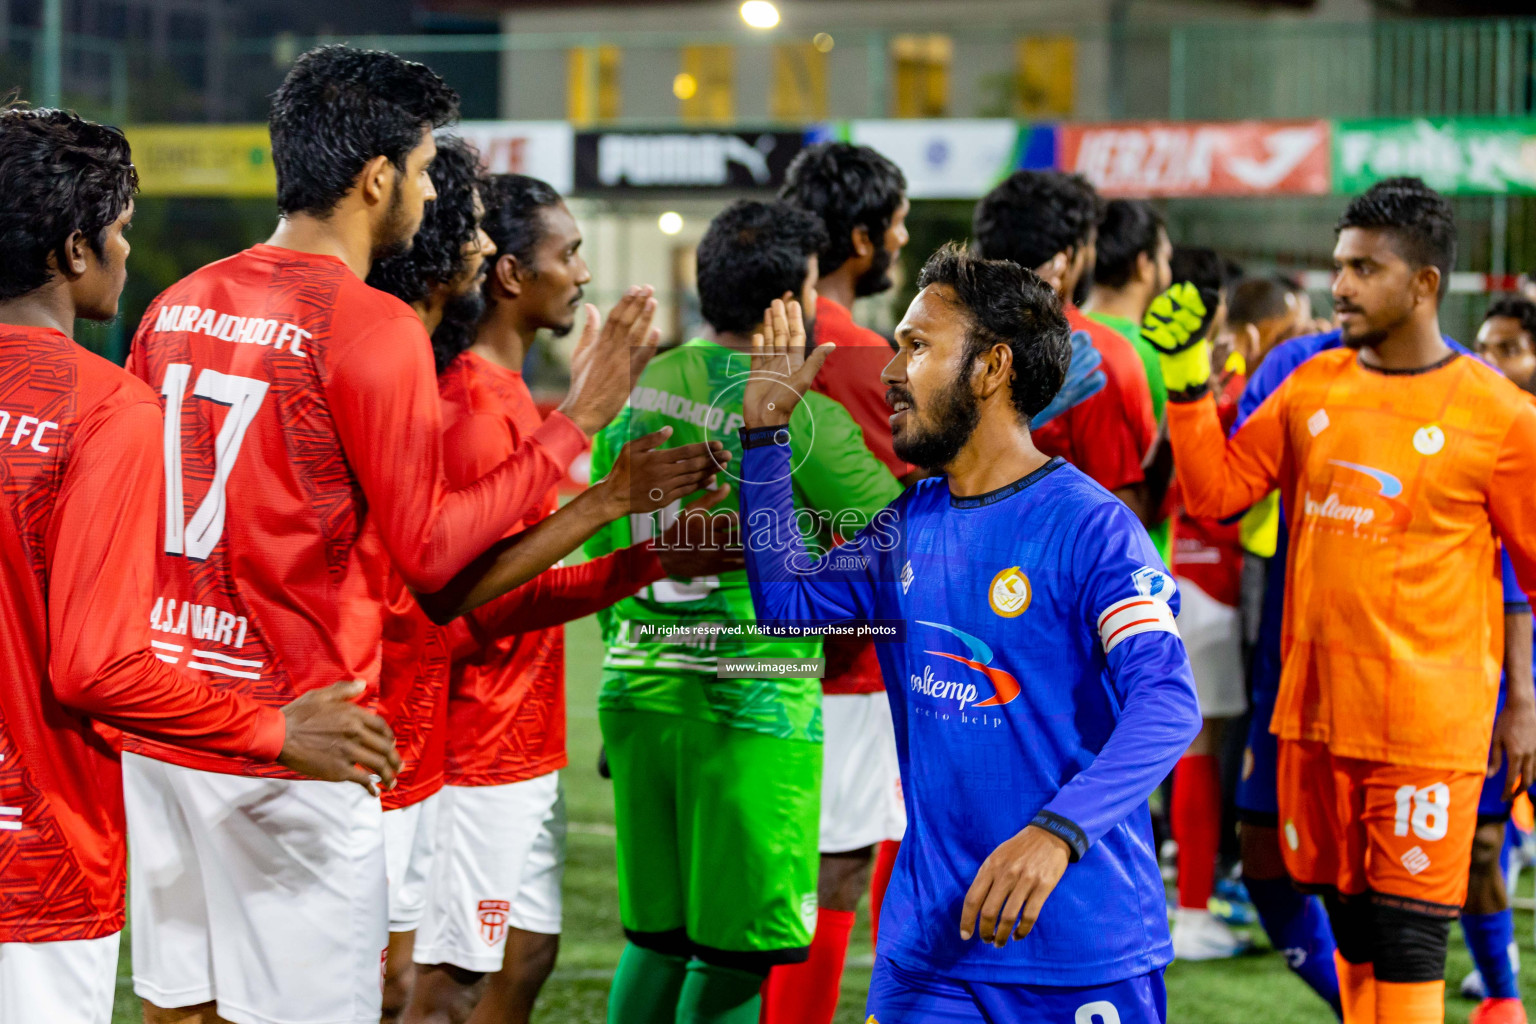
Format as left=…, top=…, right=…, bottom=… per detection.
left=672, top=72, right=698, bottom=99
left=658, top=212, right=685, bottom=235
left=740, top=1, right=780, bottom=29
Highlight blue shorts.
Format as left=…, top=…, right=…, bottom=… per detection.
left=866, top=955, right=1167, bottom=1024
left=1236, top=692, right=1280, bottom=823
left=1479, top=757, right=1512, bottom=823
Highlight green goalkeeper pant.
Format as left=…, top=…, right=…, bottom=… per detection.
left=600, top=708, right=820, bottom=968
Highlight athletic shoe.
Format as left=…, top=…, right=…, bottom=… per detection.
left=1461, top=969, right=1487, bottom=1001
left=1171, top=907, right=1252, bottom=961
left=1469, top=997, right=1528, bottom=1024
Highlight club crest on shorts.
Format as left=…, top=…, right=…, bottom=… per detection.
left=477, top=899, right=511, bottom=946
left=988, top=566, right=1031, bottom=617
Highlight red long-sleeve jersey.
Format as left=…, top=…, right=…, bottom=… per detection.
left=124, top=245, right=587, bottom=777
left=378, top=539, right=666, bottom=809
left=438, top=351, right=652, bottom=787
left=0, top=326, right=285, bottom=942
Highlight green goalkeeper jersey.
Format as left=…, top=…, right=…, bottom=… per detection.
left=585, top=337, right=902, bottom=743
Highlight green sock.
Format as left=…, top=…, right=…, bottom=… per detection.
left=675, top=960, right=766, bottom=1024
left=607, top=943, right=688, bottom=1024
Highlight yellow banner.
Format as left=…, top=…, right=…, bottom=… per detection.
left=125, top=125, right=275, bottom=197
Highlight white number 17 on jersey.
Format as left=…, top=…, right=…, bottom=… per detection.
left=161, top=362, right=269, bottom=560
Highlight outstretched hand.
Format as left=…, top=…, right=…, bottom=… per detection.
left=592, top=427, right=732, bottom=520
left=657, top=486, right=743, bottom=578
left=742, top=298, right=832, bottom=429
left=559, top=287, right=662, bottom=436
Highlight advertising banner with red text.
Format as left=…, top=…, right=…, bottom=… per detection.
left=1058, top=120, right=1331, bottom=197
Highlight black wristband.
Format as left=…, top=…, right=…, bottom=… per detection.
left=1030, top=810, right=1089, bottom=863
left=740, top=425, right=792, bottom=450
left=1165, top=382, right=1212, bottom=404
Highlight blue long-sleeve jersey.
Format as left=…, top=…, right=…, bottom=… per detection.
left=738, top=428, right=1201, bottom=986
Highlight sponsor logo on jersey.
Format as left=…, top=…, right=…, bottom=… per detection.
left=1131, top=566, right=1175, bottom=602
left=1401, top=845, right=1432, bottom=875
left=900, top=560, right=914, bottom=594
left=1305, top=460, right=1412, bottom=532
left=988, top=566, right=1031, bottom=617
left=1413, top=423, right=1445, bottom=455
left=911, top=620, right=1021, bottom=709
left=1307, top=409, right=1329, bottom=436
left=478, top=899, right=511, bottom=946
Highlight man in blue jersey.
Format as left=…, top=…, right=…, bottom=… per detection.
left=736, top=243, right=1201, bottom=1022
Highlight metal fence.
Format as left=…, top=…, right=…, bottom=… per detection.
left=3, top=17, right=1534, bottom=126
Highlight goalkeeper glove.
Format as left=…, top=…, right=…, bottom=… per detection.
left=1031, top=327, right=1106, bottom=431
left=1142, top=281, right=1220, bottom=395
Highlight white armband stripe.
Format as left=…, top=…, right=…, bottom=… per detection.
left=1098, top=596, right=1180, bottom=653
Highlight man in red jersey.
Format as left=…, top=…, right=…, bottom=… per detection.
left=402, top=173, right=739, bottom=1024
left=764, top=140, right=913, bottom=1024
left=973, top=171, right=1157, bottom=522
left=0, top=108, right=398, bottom=1024
left=366, top=152, right=733, bottom=1022
left=122, top=48, right=656, bottom=1024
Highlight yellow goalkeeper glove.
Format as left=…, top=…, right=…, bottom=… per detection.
left=1142, top=281, right=1219, bottom=394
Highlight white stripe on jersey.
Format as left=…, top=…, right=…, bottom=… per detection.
left=1097, top=596, right=1179, bottom=653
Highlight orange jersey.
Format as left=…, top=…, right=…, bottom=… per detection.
left=1168, top=348, right=1536, bottom=773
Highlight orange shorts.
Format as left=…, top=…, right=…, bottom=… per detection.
left=1276, top=739, right=1484, bottom=915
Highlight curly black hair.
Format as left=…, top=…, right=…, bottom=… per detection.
left=0, top=108, right=138, bottom=301
left=973, top=170, right=1103, bottom=272
left=917, top=241, right=1072, bottom=422
left=270, top=45, right=459, bottom=217
left=779, top=141, right=907, bottom=279
left=367, top=135, right=486, bottom=306
left=1336, top=176, right=1457, bottom=299
left=1485, top=295, right=1536, bottom=342
left=1170, top=246, right=1232, bottom=296
left=1093, top=199, right=1165, bottom=289
left=481, top=173, right=565, bottom=273
left=696, top=200, right=828, bottom=335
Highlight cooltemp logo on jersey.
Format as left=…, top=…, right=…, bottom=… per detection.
left=1303, top=460, right=1411, bottom=533
left=151, top=304, right=312, bottom=356
left=910, top=620, right=1021, bottom=710
left=988, top=566, right=1031, bottom=617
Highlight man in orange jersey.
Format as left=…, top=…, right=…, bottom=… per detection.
left=1151, top=177, right=1536, bottom=1024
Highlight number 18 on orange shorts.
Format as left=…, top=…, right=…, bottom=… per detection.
left=1277, top=739, right=1485, bottom=914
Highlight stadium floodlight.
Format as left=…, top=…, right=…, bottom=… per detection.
left=739, top=1, right=780, bottom=29
left=658, top=212, right=685, bottom=235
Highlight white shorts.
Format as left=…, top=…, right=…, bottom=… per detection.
left=1175, top=577, right=1249, bottom=719
left=0, top=932, right=121, bottom=1024
left=413, top=773, right=566, bottom=973
left=384, top=792, right=442, bottom=933
left=819, top=692, right=906, bottom=854
left=122, top=753, right=387, bottom=1024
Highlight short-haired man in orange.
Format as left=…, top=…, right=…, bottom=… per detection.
left=1148, top=177, right=1536, bottom=1024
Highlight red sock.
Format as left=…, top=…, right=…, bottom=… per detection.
left=1172, top=754, right=1220, bottom=911
left=870, top=839, right=900, bottom=949
left=759, top=908, right=856, bottom=1024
